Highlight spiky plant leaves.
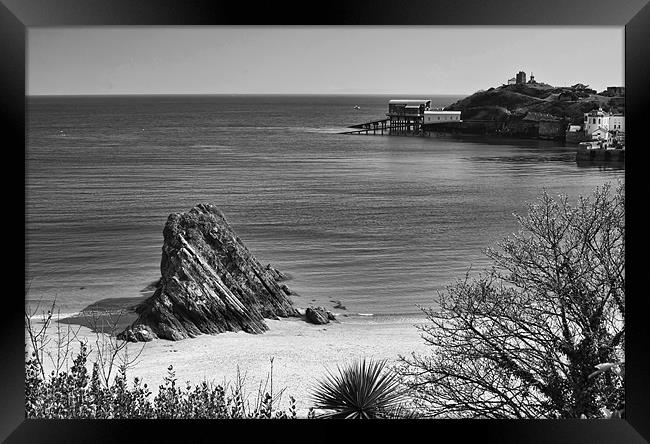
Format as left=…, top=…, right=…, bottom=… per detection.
left=310, top=358, right=405, bottom=418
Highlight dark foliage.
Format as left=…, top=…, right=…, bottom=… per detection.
left=310, top=358, right=407, bottom=418
left=25, top=342, right=297, bottom=419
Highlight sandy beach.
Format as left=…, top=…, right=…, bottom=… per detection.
left=31, top=313, right=432, bottom=417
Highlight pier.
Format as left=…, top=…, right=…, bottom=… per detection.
left=342, top=119, right=466, bottom=137
left=576, top=146, right=624, bottom=163
left=342, top=117, right=430, bottom=136
left=342, top=118, right=390, bottom=135
left=342, top=99, right=463, bottom=137
left=342, top=119, right=465, bottom=137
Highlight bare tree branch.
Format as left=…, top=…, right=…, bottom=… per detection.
left=399, top=181, right=625, bottom=418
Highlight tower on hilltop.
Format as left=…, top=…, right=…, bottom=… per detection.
left=516, top=71, right=527, bottom=84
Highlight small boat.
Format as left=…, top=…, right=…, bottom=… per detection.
left=353, top=105, right=360, bottom=110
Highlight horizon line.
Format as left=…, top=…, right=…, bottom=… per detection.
left=26, top=92, right=472, bottom=98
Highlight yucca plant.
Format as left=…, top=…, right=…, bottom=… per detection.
left=310, top=358, right=405, bottom=418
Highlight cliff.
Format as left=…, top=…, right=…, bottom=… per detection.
left=119, top=204, right=300, bottom=342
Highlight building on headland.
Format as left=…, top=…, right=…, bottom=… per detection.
left=506, top=71, right=540, bottom=86
left=606, top=86, right=625, bottom=96
left=516, top=71, right=527, bottom=84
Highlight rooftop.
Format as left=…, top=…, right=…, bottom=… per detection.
left=388, top=99, right=430, bottom=105
left=585, top=108, right=608, bottom=116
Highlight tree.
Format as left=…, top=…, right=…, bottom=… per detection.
left=398, top=182, right=624, bottom=418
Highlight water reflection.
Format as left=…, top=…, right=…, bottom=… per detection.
left=576, top=160, right=625, bottom=171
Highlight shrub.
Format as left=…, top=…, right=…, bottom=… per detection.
left=25, top=341, right=297, bottom=419
left=310, top=358, right=406, bottom=418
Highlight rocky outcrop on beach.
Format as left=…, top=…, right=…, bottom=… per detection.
left=305, top=306, right=336, bottom=325
left=119, top=204, right=299, bottom=342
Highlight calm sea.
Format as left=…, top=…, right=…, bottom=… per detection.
left=26, top=95, right=623, bottom=318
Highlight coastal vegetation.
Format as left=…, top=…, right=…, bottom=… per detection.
left=445, top=82, right=624, bottom=125
left=310, top=358, right=408, bottom=418
left=26, top=347, right=298, bottom=419
left=25, top=182, right=624, bottom=419
left=436, top=82, right=625, bottom=140
left=397, top=181, right=624, bottom=418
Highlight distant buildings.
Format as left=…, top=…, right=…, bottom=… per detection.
left=582, top=107, right=625, bottom=146
left=385, top=99, right=462, bottom=134
left=584, top=108, right=625, bottom=136
left=386, top=99, right=430, bottom=134
left=584, top=108, right=610, bottom=137
left=565, top=106, right=625, bottom=146
left=423, top=110, right=462, bottom=124
left=609, top=114, right=625, bottom=132
left=514, top=112, right=564, bottom=139
left=387, top=99, right=430, bottom=117
left=515, top=71, right=527, bottom=84
left=606, top=86, right=625, bottom=96
left=506, top=71, right=538, bottom=85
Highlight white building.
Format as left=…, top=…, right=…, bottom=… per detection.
left=591, top=127, right=610, bottom=141
left=609, top=114, right=625, bottom=132
left=423, top=110, right=462, bottom=124
left=584, top=108, right=609, bottom=136
left=583, top=108, right=625, bottom=140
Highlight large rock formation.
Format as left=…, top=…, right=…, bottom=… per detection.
left=119, top=204, right=299, bottom=341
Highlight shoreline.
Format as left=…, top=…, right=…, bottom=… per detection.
left=29, top=292, right=432, bottom=336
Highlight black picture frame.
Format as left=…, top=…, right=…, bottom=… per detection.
left=3, top=0, right=649, bottom=442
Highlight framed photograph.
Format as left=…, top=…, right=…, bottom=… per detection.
left=4, top=0, right=648, bottom=442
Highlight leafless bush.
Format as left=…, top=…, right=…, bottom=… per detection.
left=398, top=181, right=624, bottom=419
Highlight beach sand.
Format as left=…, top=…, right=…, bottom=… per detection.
left=32, top=313, right=432, bottom=417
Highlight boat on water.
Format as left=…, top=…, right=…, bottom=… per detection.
left=353, top=105, right=360, bottom=110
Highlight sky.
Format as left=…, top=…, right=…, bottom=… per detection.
left=27, top=26, right=624, bottom=96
